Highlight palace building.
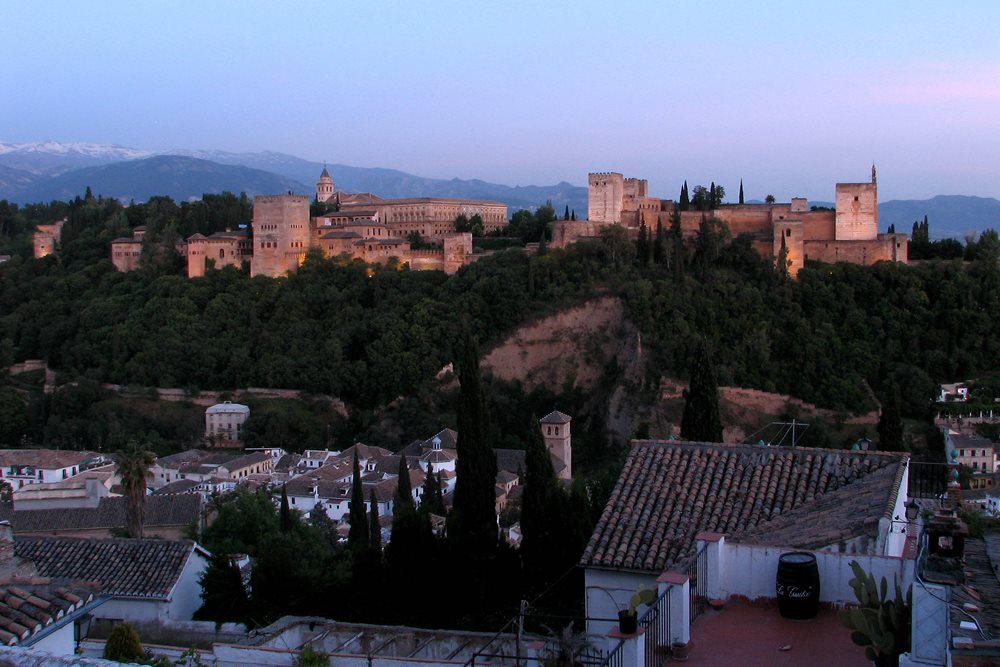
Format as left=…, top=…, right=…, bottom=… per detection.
left=553, top=167, right=907, bottom=274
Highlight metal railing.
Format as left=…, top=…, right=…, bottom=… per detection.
left=638, top=587, right=672, bottom=667
left=685, top=544, right=709, bottom=624
left=909, top=461, right=949, bottom=501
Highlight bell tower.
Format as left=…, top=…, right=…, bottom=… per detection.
left=539, top=410, right=572, bottom=480
left=316, top=165, right=334, bottom=203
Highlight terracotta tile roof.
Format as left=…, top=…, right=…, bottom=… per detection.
left=581, top=440, right=908, bottom=574
left=1, top=494, right=201, bottom=534
left=153, top=449, right=207, bottom=469
left=0, top=580, right=98, bottom=646
left=951, top=535, right=1000, bottom=651
left=151, top=479, right=201, bottom=495
left=495, top=449, right=526, bottom=474
left=540, top=411, right=572, bottom=424
left=0, top=450, right=102, bottom=471
left=13, top=537, right=201, bottom=599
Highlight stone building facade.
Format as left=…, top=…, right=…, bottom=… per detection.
left=33, top=220, right=66, bottom=258
left=112, top=170, right=505, bottom=278
left=556, top=167, right=907, bottom=274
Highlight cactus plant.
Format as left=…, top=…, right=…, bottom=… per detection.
left=837, top=560, right=912, bottom=667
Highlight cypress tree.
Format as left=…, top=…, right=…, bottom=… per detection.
left=348, top=451, right=369, bottom=552
left=369, top=488, right=382, bottom=552
left=680, top=340, right=723, bottom=442
left=679, top=181, right=690, bottom=211
left=449, top=326, right=498, bottom=557
left=421, top=466, right=445, bottom=515
left=670, top=210, right=685, bottom=282
left=279, top=484, right=292, bottom=533
left=653, top=220, right=666, bottom=264
left=877, top=385, right=905, bottom=452
left=570, top=209, right=576, bottom=221
left=739, top=179, right=745, bottom=205
left=396, top=455, right=413, bottom=507
left=709, top=182, right=716, bottom=210
left=563, top=205, right=570, bottom=221
left=520, top=416, right=562, bottom=582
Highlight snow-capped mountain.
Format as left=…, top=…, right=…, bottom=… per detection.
left=0, top=141, right=154, bottom=175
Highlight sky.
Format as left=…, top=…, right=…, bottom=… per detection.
left=3, top=1, right=1000, bottom=201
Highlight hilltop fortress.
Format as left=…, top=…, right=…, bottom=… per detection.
left=553, top=167, right=907, bottom=272
left=110, top=168, right=508, bottom=277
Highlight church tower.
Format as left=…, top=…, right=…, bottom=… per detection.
left=540, top=411, right=572, bottom=480
left=316, top=166, right=334, bottom=203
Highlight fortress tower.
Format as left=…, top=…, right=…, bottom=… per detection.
left=834, top=165, right=878, bottom=241
left=588, top=172, right=625, bottom=223
left=540, top=411, right=572, bottom=480
left=250, top=194, right=311, bottom=277
left=316, top=166, right=335, bottom=204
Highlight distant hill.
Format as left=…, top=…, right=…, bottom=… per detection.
left=3, top=142, right=1000, bottom=236
left=879, top=195, right=1000, bottom=240
left=16, top=156, right=310, bottom=203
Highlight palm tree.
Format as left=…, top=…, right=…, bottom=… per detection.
left=115, top=440, right=155, bottom=538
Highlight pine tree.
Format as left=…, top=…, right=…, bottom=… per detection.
left=877, top=385, right=905, bottom=452
left=739, top=179, right=745, bottom=205
left=680, top=340, right=723, bottom=442
left=279, top=484, right=292, bottom=533
left=449, top=326, right=498, bottom=557
left=369, top=488, right=382, bottom=552
left=348, top=451, right=369, bottom=552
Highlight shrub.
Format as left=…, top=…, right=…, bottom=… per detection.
left=103, top=622, right=144, bottom=662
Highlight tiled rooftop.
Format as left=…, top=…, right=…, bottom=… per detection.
left=0, top=450, right=102, bottom=470
left=582, top=440, right=907, bottom=573
left=0, top=494, right=201, bottom=533
left=950, top=535, right=1000, bottom=657
left=14, top=537, right=199, bottom=599
left=0, top=579, right=97, bottom=646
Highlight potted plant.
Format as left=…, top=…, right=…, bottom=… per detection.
left=837, top=560, right=912, bottom=667
left=618, top=587, right=656, bottom=634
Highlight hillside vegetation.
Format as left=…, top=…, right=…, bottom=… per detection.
left=1, top=194, right=999, bottom=457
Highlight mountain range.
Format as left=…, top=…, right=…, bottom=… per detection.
left=1, top=141, right=998, bottom=239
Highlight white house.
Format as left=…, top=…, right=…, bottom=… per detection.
left=0, top=450, right=108, bottom=490
left=204, top=401, right=250, bottom=443
left=581, top=439, right=911, bottom=636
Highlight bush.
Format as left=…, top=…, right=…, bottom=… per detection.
left=104, top=622, right=144, bottom=662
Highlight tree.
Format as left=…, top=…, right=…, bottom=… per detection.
left=680, top=340, right=723, bottom=442
left=679, top=181, right=690, bottom=211
left=563, top=205, right=570, bottom=221
left=739, top=180, right=745, bottom=205
left=115, top=440, right=154, bottom=538
left=396, top=455, right=413, bottom=506
left=653, top=220, right=666, bottom=265
left=765, top=194, right=776, bottom=204
left=877, top=385, right=905, bottom=452
left=104, top=623, right=143, bottom=662
left=195, top=554, right=251, bottom=625
left=348, top=451, right=369, bottom=553
left=421, top=467, right=445, bottom=515
left=520, top=416, right=567, bottom=585
left=669, top=210, right=685, bottom=282
left=279, top=484, right=293, bottom=533
left=449, top=326, right=498, bottom=557
left=368, top=488, right=382, bottom=552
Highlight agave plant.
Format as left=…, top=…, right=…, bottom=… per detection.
left=837, top=560, right=912, bottom=667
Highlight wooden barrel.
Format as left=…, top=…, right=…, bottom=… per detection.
left=776, top=552, right=820, bottom=619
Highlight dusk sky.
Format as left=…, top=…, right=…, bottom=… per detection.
left=4, top=1, right=999, bottom=202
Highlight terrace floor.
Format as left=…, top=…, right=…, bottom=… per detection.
left=680, top=600, right=869, bottom=666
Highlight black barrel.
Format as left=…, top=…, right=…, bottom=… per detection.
left=776, top=552, right=820, bottom=619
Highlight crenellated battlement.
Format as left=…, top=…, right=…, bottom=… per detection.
left=254, top=194, right=310, bottom=204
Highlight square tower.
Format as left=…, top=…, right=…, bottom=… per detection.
left=540, top=410, right=572, bottom=480
left=250, top=194, right=311, bottom=277
left=835, top=170, right=878, bottom=241
left=588, top=172, right=625, bottom=224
